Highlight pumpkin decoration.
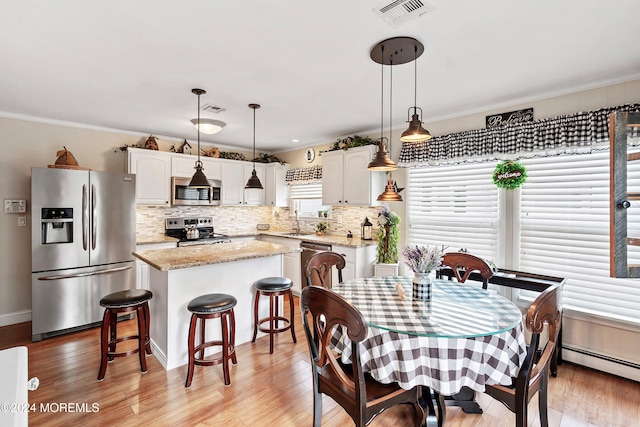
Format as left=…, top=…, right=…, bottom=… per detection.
left=144, top=135, right=159, bottom=150
left=48, top=146, right=88, bottom=170
left=202, top=146, right=221, bottom=158
left=54, top=146, right=79, bottom=167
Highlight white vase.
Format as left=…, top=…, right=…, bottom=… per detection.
left=412, top=272, right=432, bottom=301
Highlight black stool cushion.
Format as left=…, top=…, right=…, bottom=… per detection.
left=188, top=293, right=237, bottom=314
left=100, top=289, right=153, bottom=308
left=255, top=276, right=293, bottom=292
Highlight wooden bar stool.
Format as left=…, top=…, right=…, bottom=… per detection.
left=185, top=293, right=237, bottom=387
left=252, top=277, right=297, bottom=354
left=97, top=289, right=153, bottom=381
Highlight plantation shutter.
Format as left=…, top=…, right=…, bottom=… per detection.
left=406, top=162, right=500, bottom=263
left=519, top=152, right=640, bottom=322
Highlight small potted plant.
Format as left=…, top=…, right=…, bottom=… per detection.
left=403, top=244, right=445, bottom=300
left=316, top=221, right=328, bottom=236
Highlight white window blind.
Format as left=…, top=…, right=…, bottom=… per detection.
left=519, top=152, right=640, bottom=323
left=407, top=163, right=500, bottom=262
left=289, top=182, right=322, bottom=199
left=289, top=182, right=327, bottom=218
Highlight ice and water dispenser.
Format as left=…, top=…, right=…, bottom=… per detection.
left=41, top=208, right=73, bottom=244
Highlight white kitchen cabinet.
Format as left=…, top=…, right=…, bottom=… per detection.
left=220, top=161, right=265, bottom=206
left=135, top=241, right=178, bottom=289
left=331, top=244, right=376, bottom=283
left=128, top=148, right=172, bottom=205
left=171, top=154, right=221, bottom=180
left=322, top=145, right=384, bottom=206
left=265, top=163, right=290, bottom=207
left=243, top=164, right=266, bottom=206
left=258, top=235, right=301, bottom=295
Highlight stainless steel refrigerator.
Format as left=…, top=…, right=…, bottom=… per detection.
left=31, top=167, right=136, bottom=341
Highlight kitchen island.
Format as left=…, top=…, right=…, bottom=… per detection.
left=133, top=240, right=300, bottom=370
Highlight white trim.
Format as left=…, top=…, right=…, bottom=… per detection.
left=562, top=347, right=640, bottom=383
left=0, top=310, right=31, bottom=327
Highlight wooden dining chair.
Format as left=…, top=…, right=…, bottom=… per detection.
left=440, top=252, right=494, bottom=289
left=300, top=285, right=425, bottom=427
left=304, top=251, right=346, bottom=288
left=484, top=284, right=562, bottom=427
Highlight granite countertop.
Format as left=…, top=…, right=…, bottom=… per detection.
left=133, top=240, right=300, bottom=271
left=136, top=235, right=180, bottom=245
left=259, top=231, right=377, bottom=248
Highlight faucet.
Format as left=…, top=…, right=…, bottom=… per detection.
left=293, top=210, right=301, bottom=233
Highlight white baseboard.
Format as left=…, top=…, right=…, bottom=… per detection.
left=563, top=347, right=640, bottom=383
left=0, top=310, right=31, bottom=327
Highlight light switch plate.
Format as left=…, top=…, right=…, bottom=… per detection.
left=18, top=216, right=27, bottom=227
left=4, top=199, right=27, bottom=213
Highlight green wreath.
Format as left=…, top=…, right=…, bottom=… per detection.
left=492, top=160, right=527, bottom=190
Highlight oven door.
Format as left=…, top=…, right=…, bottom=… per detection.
left=172, top=177, right=221, bottom=206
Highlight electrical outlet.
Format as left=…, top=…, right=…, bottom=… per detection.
left=18, top=216, right=27, bottom=227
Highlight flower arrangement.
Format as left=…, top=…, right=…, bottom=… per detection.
left=403, top=244, right=445, bottom=274
left=376, top=206, right=400, bottom=264
left=316, top=222, right=328, bottom=233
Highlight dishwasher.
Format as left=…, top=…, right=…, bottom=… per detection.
left=300, top=241, right=332, bottom=289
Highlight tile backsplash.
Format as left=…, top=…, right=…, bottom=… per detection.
left=136, top=205, right=381, bottom=239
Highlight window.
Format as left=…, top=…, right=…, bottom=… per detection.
left=406, top=151, right=640, bottom=323
left=407, top=162, right=500, bottom=263
left=519, top=151, right=640, bottom=323
left=288, top=182, right=329, bottom=219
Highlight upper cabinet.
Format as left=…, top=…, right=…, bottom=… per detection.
left=322, top=145, right=384, bottom=206
left=128, top=148, right=286, bottom=207
left=127, top=148, right=171, bottom=205
left=265, top=163, right=290, bottom=207
left=171, top=154, right=221, bottom=180
left=220, top=161, right=266, bottom=206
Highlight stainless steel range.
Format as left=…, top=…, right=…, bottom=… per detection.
left=165, top=217, right=231, bottom=246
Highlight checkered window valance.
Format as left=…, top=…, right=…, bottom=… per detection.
left=285, top=165, right=322, bottom=182
left=398, top=103, right=640, bottom=167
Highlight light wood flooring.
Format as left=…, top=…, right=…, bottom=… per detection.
left=1, top=296, right=638, bottom=426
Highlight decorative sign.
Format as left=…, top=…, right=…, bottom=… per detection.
left=492, top=160, right=527, bottom=190
left=486, top=108, right=534, bottom=128
left=305, top=147, right=316, bottom=163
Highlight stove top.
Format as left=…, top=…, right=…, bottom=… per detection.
left=165, top=216, right=231, bottom=246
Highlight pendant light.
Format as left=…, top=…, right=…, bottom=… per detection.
left=189, top=88, right=211, bottom=188
left=377, top=52, right=402, bottom=202
left=367, top=44, right=397, bottom=171
left=245, top=103, right=263, bottom=189
left=400, top=44, right=432, bottom=143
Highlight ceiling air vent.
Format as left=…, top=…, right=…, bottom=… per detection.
left=201, top=104, right=226, bottom=114
left=373, top=0, right=434, bottom=28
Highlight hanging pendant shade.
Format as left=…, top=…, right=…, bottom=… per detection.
left=245, top=103, right=263, bottom=190
left=189, top=88, right=211, bottom=188
left=367, top=139, right=397, bottom=171
left=377, top=177, right=403, bottom=202
left=400, top=108, right=432, bottom=142
left=400, top=44, right=432, bottom=143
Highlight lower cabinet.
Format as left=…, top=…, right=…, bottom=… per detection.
left=135, top=242, right=178, bottom=289
left=331, top=244, right=376, bottom=284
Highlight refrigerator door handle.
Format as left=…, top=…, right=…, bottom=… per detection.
left=37, top=265, right=132, bottom=281
left=82, top=184, right=88, bottom=250
left=91, top=184, right=97, bottom=250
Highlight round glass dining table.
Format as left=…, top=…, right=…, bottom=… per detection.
left=330, top=276, right=527, bottom=396
left=332, top=275, right=523, bottom=338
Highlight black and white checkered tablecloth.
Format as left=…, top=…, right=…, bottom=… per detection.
left=332, top=277, right=527, bottom=395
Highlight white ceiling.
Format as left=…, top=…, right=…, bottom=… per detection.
left=2, top=1, right=640, bottom=152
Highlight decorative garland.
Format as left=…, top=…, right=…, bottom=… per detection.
left=492, top=160, right=527, bottom=190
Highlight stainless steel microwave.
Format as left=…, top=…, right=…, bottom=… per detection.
left=171, top=177, right=221, bottom=206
